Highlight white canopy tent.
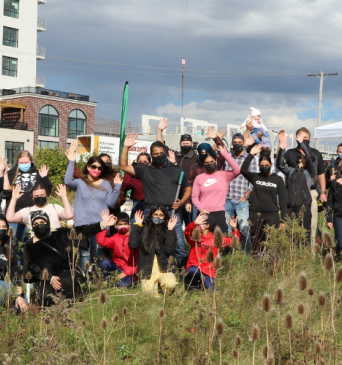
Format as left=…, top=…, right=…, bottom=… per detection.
left=315, top=122, right=342, bottom=139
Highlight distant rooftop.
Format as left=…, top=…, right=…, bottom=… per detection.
left=0, top=87, right=91, bottom=102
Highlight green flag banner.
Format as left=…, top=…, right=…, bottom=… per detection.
left=119, top=81, right=129, bottom=155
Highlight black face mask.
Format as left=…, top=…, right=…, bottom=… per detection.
left=151, top=217, right=164, bottom=225
left=204, top=163, right=217, bottom=172
left=0, top=229, right=8, bottom=240
left=106, top=162, right=112, bottom=168
left=152, top=153, right=167, bottom=165
left=32, top=223, right=50, bottom=240
left=137, top=162, right=148, bottom=166
left=260, top=166, right=271, bottom=176
left=303, top=140, right=310, bottom=146
left=181, top=145, right=192, bottom=154
left=260, top=149, right=271, bottom=157
left=34, top=197, right=47, bottom=207
left=199, top=154, right=207, bottom=163
left=233, top=144, right=243, bottom=153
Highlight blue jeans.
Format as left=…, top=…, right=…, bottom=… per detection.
left=185, top=266, right=215, bottom=289
left=0, top=281, right=28, bottom=312
left=101, top=259, right=134, bottom=287
left=251, top=128, right=268, bottom=144
left=192, top=204, right=198, bottom=222
left=143, top=206, right=188, bottom=268
left=130, top=200, right=145, bottom=224
left=225, top=199, right=251, bottom=254
left=79, top=235, right=98, bottom=270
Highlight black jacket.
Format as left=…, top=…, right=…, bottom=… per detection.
left=277, top=142, right=316, bottom=207
left=128, top=224, right=176, bottom=279
left=0, top=163, right=52, bottom=212
left=0, top=243, right=21, bottom=286
left=327, top=180, right=342, bottom=223
left=325, top=158, right=341, bottom=189
left=23, top=222, right=103, bottom=283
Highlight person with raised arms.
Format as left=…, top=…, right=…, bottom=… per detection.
left=119, top=133, right=191, bottom=269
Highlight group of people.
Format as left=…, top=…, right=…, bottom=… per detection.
left=0, top=107, right=340, bottom=311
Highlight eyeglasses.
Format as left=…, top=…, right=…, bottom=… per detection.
left=89, top=165, right=103, bottom=171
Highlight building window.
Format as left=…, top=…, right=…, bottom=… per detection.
left=5, top=141, right=24, bottom=168
left=68, top=109, right=86, bottom=139
left=39, top=105, right=59, bottom=137
left=2, top=56, right=18, bottom=77
left=3, top=27, right=18, bottom=47
left=38, top=141, right=59, bottom=150
left=4, top=0, right=19, bottom=18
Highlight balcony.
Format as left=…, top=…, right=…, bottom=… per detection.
left=36, top=74, right=46, bottom=87
left=37, top=17, right=46, bottom=32
left=36, top=45, right=46, bottom=61
left=1, top=87, right=90, bottom=102
left=38, top=0, right=46, bottom=4
left=0, top=120, right=28, bottom=130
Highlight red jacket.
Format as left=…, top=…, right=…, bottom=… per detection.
left=121, top=173, right=144, bottom=201
left=97, top=230, right=139, bottom=276
left=185, top=222, right=241, bottom=278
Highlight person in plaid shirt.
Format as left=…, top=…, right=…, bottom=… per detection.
left=225, top=133, right=258, bottom=253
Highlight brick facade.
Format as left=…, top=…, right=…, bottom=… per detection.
left=1, top=95, right=96, bottom=149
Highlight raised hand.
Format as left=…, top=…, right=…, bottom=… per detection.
left=167, top=215, right=178, bottom=230
left=245, top=135, right=256, bottom=147
left=0, top=157, right=6, bottom=173
left=194, top=214, right=207, bottom=226
left=65, top=148, right=76, bottom=162
left=55, top=184, right=67, bottom=197
left=246, top=119, right=253, bottom=130
left=124, top=133, right=138, bottom=148
left=39, top=164, right=49, bottom=178
left=134, top=210, right=144, bottom=225
left=295, top=135, right=304, bottom=144
left=278, top=130, right=290, bottom=144
left=217, top=145, right=226, bottom=153
left=228, top=215, right=238, bottom=228
left=100, top=209, right=117, bottom=227
left=158, top=118, right=168, bottom=131
left=69, top=140, right=77, bottom=153
left=250, top=144, right=262, bottom=156
left=206, top=127, right=216, bottom=139
left=167, top=150, right=176, bottom=164
left=12, top=184, right=23, bottom=200
left=217, top=128, right=226, bottom=140
left=114, top=173, right=123, bottom=184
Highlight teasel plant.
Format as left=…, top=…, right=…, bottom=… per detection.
left=68, top=228, right=76, bottom=304
left=324, top=252, right=336, bottom=338
left=6, top=226, right=14, bottom=315
left=122, top=306, right=128, bottom=343
left=274, top=287, right=283, bottom=365
left=313, top=339, right=322, bottom=364
left=298, top=271, right=308, bottom=325
left=40, top=268, right=49, bottom=333
left=234, top=334, right=242, bottom=365
left=262, top=293, right=271, bottom=351
left=215, top=317, right=224, bottom=365
left=284, top=312, right=293, bottom=363
left=85, top=261, right=94, bottom=331
left=101, top=317, right=107, bottom=365
left=317, top=292, right=326, bottom=332
left=250, top=324, right=260, bottom=365
left=158, top=309, right=165, bottom=365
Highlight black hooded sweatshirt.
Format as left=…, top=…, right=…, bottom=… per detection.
left=0, top=163, right=52, bottom=212
left=23, top=222, right=104, bottom=283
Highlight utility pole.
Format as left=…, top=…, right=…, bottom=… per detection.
left=308, top=70, right=338, bottom=149
left=182, top=58, right=185, bottom=118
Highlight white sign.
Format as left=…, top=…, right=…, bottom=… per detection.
left=98, top=136, right=120, bottom=165
left=128, top=139, right=153, bottom=163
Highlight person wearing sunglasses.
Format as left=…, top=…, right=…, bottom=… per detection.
left=65, top=148, right=123, bottom=270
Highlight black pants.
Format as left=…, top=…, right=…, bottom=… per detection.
left=209, top=211, right=228, bottom=234
left=288, top=205, right=311, bottom=244
left=35, top=270, right=84, bottom=306
left=250, top=211, right=280, bottom=252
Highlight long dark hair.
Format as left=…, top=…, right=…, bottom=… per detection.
left=0, top=215, right=16, bottom=263
left=80, top=156, right=115, bottom=189
left=141, top=205, right=169, bottom=255
left=259, top=155, right=272, bottom=164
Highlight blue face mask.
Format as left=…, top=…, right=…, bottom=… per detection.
left=18, top=163, right=31, bottom=172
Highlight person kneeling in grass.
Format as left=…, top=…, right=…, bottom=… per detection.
left=97, top=211, right=139, bottom=287
left=128, top=206, right=178, bottom=298
left=184, top=213, right=240, bottom=290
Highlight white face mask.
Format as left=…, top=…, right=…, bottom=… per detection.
left=338, top=153, right=342, bottom=160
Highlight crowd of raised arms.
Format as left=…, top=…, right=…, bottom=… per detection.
left=0, top=106, right=341, bottom=313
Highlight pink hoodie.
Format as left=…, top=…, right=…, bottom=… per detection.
left=192, top=149, right=240, bottom=212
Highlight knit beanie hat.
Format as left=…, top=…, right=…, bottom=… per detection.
left=250, top=107, right=261, bottom=117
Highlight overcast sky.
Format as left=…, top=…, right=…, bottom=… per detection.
left=37, top=0, right=342, bottom=147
